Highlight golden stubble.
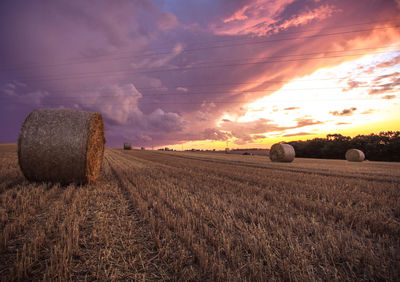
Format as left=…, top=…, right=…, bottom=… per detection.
left=1, top=144, right=399, bottom=281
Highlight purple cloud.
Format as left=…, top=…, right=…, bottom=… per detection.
left=295, top=117, right=323, bottom=127
left=330, top=107, right=357, bottom=116
left=364, top=56, right=400, bottom=74
left=202, top=128, right=232, bottom=141
left=369, top=78, right=400, bottom=95
left=1, top=0, right=399, bottom=146
left=342, top=80, right=366, bottom=91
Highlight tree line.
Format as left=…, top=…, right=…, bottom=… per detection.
left=287, top=131, right=400, bottom=162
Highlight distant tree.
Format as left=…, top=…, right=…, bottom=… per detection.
left=287, top=131, right=400, bottom=162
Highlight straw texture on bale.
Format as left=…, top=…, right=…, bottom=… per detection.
left=124, top=143, right=132, bottom=150
left=18, top=109, right=105, bottom=184
left=269, top=143, right=295, bottom=162
left=345, top=149, right=365, bottom=162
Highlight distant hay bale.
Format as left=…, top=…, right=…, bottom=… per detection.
left=345, top=149, right=365, bottom=162
left=124, top=143, right=132, bottom=150
left=18, top=108, right=105, bottom=184
left=269, top=143, right=295, bottom=162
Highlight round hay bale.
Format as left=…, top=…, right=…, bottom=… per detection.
left=269, top=143, right=295, bottom=162
left=18, top=108, right=105, bottom=184
left=124, top=143, right=132, bottom=150
left=345, top=149, right=365, bottom=162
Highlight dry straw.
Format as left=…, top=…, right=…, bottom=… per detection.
left=345, top=149, right=365, bottom=162
left=18, top=108, right=105, bottom=184
left=124, top=143, right=132, bottom=150
left=269, top=143, right=295, bottom=162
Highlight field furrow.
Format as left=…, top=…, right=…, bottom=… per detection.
left=0, top=182, right=76, bottom=280
left=154, top=151, right=400, bottom=183
left=1, top=145, right=399, bottom=281
left=104, top=149, right=400, bottom=281
left=106, top=152, right=203, bottom=280
left=119, top=150, right=400, bottom=237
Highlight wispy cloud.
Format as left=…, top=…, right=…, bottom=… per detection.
left=295, top=117, right=322, bottom=127
left=361, top=109, right=375, bottom=115
left=176, top=86, right=188, bottom=92
left=369, top=78, right=400, bottom=95
left=282, top=132, right=312, bottom=137
left=276, top=5, right=339, bottom=32
left=373, top=72, right=400, bottom=82
left=364, top=56, right=400, bottom=74
left=382, top=94, right=396, bottom=100
left=342, top=80, right=366, bottom=91
left=374, top=55, right=400, bottom=69
left=215, top=1, right=338, bottom=36
left=1, top=0, right=399, bottom=146
left=330, top=107, right=357, bottom=116
left=283, top=107, right=299, bottom=111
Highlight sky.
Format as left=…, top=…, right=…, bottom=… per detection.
left=0, top=0, right=399, bottom=149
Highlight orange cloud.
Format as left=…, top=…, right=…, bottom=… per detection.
left=223, top=5, right=250, bottom=23
left=277, top=5, right=339, bottom=31
left=214, top=0, right=293, bottom=36
left=215, top=2, right=338, bottom=36
left=283, top=132, right=312, bottom=137
left=382, top=95, right=396, bottom=100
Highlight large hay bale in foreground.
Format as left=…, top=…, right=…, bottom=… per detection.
left=18, top=109, right=105, bottom=184
left=124, top=143, right=132, bottom=150
left=269, top=143, right=295, bottom=162
left=345, top=149, right=365, bottom=162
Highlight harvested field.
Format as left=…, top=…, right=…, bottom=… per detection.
left=1, top=143, right=400, bottom=281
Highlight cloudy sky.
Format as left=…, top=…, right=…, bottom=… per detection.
left=1, top=0, right=399, bottom=149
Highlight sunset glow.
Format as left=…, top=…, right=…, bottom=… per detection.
left=172, top=49, right=400, bottom=150
left=245, top=51, right=400, bottom=131
left=0, top=1, right=399, bottom=149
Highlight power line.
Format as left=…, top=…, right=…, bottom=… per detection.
left=9, top=73, right=394, bottom=93
left=172, top=46, right=398, bottom=65
left=1, top=23, right=399, bottom=73
left=12, top=48, right=400, bottom=82
left=1, top=19, right=396, bottom=71
left=56, top=19, right=400, bottom=59
left=166, top=25, right=400, bottom=53
left=1, top=84, right=395, bottom=100
left=2, top=83, right=398, bottom=105
left=164, top=19, right=400, bottom=50
left=3, top=95, right=397, bottom=107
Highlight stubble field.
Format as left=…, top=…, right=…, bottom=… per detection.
left=1, top=143, right=399, bottom=281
